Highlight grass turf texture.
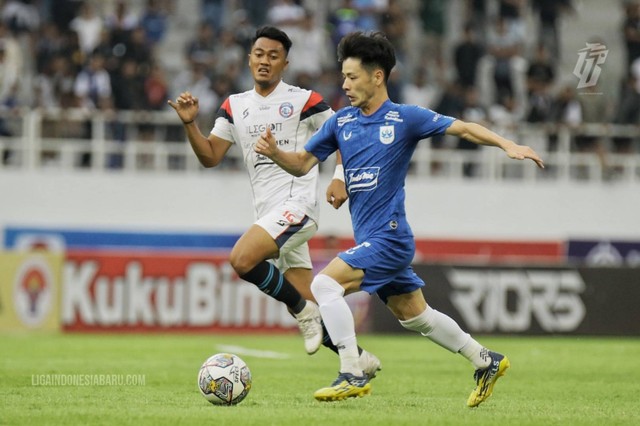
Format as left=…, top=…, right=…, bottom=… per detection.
left=1, top=333, right=638, bottom=426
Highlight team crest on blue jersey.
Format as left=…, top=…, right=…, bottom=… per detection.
left=379, top=125, right=395, bottom=144
left=279, top=102, right=294, bottom=118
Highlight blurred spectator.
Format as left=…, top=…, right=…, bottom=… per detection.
left=104, top=1, right=138, bottom=38
left=35, top=22, right=65, bottom=74
left=456, top=87, right=488, bottom=177
left=139, top=0, right=168, bottom=47
left=122, top=26, right=153, bottom=70
left=462, top=0, right=488, bottom=44
left=287, top=9, right=332, bottom=81
left=0, top=41, right=17, bottom=138
left=33, top=54, right=76, bottom=110
left=612, top=73, right=640, bottom=156
left=0, top=21, right=23, bottom=101
left=418, top=0, right=446, bottom=74
left=548, top=84, right=581, bottom=152
left=328, top=0, right=359, bottom=49
left=574, top=82, right=613, bottom=177
left=489, top=93, right=522, bottom=132
left=109, top=57, right=146, bottom=166
left=380, top=0, right=407, bottom=60
left=144, top=61, right=169, bottom=111
left=2, top=0, right=40, bottom=35
left=453, top=22, right=484, bottom=88
left=212, top=29, right=244, bottom=83
left=186, top=22, right=216, bottom=72
left=74, top=51, right=112, bottom=110
left=201, top=0, right=225, bottom=31
left=111, top=58, right=145, bottom=112
left=210, top=73, right=236, bottom=104
left=353, top=0, right=387, bottom=32
left=531, top=0, right=573, bottom=63
left=401, top=67, right=440, bottom=108
left=267, top=0, right=304, bottom=32
left=498, top=0, right=525, bottom=39
left=479, top=16, right=526, bottom=105
left=242, top=0, right=269, bottom=28
left=69, top=1, right=103, bottom=55
left=172, top=60, right=218, bottom=130
left=526, top=43, right=555, bottom=123
left=230, top=8, right=255, bottom=52
left=623, top=1, right=640, bottom=72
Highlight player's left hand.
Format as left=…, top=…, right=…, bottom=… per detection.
left=326, top=179, right=348, bottom=209
left=254, top=126, right=277, bottom=158
left=505, top=143, right=545, bottom=169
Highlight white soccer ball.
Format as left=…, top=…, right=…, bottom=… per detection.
left=198, top=353, right=252, bottom=406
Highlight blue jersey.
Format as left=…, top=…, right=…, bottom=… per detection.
left=305, top=100, right=454, bottom=243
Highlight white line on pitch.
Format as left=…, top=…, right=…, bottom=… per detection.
left=216, top=344, right=291, bottom=359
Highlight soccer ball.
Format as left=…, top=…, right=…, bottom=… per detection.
left=198, top=353, right=252, bottom=406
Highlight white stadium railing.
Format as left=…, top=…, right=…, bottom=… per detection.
left=0, top=108, right=639, bottom=183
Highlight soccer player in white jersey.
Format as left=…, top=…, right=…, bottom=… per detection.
left=255, top=31, right=545, bottom=406
left=168, top=27, right=380, bottom=375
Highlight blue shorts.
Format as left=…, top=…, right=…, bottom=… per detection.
left=337, top=235, right=425, bottom=304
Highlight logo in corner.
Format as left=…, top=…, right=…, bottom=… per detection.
left=379, top=125, right=394, bottom=144
left=573, top=42, right=608, bottom=89
left=13, top=257, right=54, bottom=327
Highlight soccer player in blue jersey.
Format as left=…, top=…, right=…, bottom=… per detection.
left=255, top=31, right=544, bottom=406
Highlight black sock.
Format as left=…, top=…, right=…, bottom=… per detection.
left=320, top=322, right=364, bottom=356
left=239, top=261, right=306, bottom=314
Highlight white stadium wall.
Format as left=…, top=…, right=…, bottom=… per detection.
left=1, top=170, right=639, bottom=243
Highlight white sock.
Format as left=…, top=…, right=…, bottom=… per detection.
left=310, top=274, right=362, bottom=376
left=459, top=339, right=492, bottom=370
left=399, top=306, right=471, bottom=353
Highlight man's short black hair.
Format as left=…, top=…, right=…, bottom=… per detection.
left=337, top=31, right=396, bottom=83
left=252, top=26, right=292, bottom=56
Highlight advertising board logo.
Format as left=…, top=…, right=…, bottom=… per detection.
left=447, top=268, right=586, bottom=333
left=573, top=43, right=608, bottom=89
left=13, top=257, right=54, bottom=327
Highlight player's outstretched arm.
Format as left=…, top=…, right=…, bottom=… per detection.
left=168, top=92, right=231, bottom=167
left=254, top=126, right=319, bottom=177
left=446, top=120, right=545, bottom=169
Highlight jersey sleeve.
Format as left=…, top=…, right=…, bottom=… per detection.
left=304, top=113, right=338, bottom=162
left=209, top=97, right=236, bottom=143
left=409, top=105, right=455, bottom=139
left=301, top=91, right=333, bottom=130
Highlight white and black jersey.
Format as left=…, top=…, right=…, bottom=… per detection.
left=211, top=81, right=333, bottom=223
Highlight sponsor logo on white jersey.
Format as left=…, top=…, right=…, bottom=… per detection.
left=379, top=125, right=394, bottom=144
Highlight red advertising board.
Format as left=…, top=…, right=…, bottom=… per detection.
left=62, top=250, right=299, bottom=333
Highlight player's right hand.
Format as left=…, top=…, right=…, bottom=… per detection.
left=167, top=92, right=199, bottom=124
left=254, top=126, right=277, bottom=158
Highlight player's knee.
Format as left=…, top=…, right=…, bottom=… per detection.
left=229, top=250, right=258, bottom=276
left=310, top=274, right=344, bottom=303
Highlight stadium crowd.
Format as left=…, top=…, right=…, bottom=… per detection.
left=0, top=0, right=638, bottom=173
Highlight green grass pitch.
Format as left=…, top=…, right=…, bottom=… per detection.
left=1, top=332, right=639, bottom=426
